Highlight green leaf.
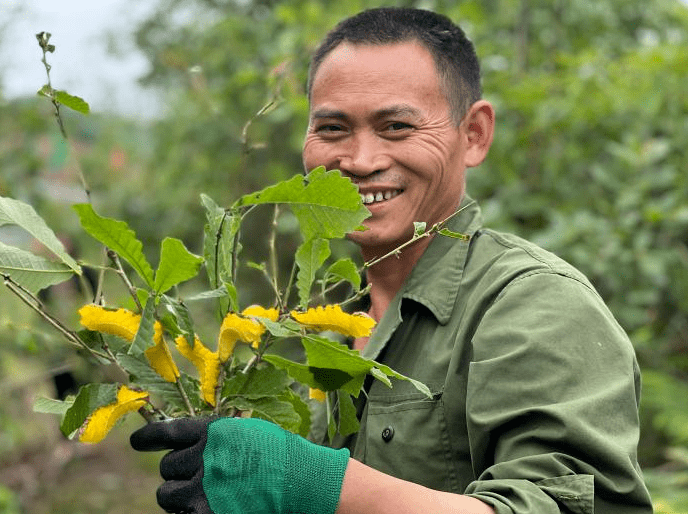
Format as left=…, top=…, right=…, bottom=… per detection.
left=302, top=335, right=374, bottom=377
left=0, top=241, right=75, bottom=293
left=301, top=335, right=431, bottom=398
left=226, top=396, right=302, bottom=433
left=33, top=396, right=74, bottom=416
left=116, top=353, right=181, bottom=407
left=324, top=258, right=361, bottom=291
left=281, top=388, right=311, bottom=438
left=60, top=383, right=118, bottom=438
left=236, top=167, right=370, bottom=240
left=336, top=390, right=360, bottom=437
left=183, top=285, right=228, bottom=301
left=0, top=196, right=80, bottom=273
left=53, top=90, right=90, bottom=114
left=201, top=195, right=240, bottom=290
left=222, top=365, right=293, bottom=399
left=154, top=237, right=203, bottom=294
left=223, top=282, right=239, bottom=313
left=413, top=221, right=427, bottom=235
left=295, top=238, right=330, bottom=308
left=73, top=203, right=154, bottom=288
left=373, top=362, right=432, bottom=398
left=128, top=295, right=157, bottom=355
left=437, top=228, right=470, bottom=241
left=260, top=318, right=301, bottom=338
left=262, top=354, right=355, bottom=392
left=159, top=295, right=195, bottom=345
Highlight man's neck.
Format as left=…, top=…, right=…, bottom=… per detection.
left=361, top=236, right=433, bottom=322
left=351, top=237, right=433, bottom=351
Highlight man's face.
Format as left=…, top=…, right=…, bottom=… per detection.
left=303, top=41, right=472, bottom=255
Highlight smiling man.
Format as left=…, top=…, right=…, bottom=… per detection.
left=131, top=7, right=653, bottom=514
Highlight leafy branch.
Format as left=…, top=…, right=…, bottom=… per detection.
left=35, top=32, right=92, bottom=203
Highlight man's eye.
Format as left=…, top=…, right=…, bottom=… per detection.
left=316, top=125, right=344, bottom=132
left=386, top=122, right=412, bottom=131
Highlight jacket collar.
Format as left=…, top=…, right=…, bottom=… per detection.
left=361, top=196, right=483, bottom=360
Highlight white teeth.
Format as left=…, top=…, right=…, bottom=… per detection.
left=360, top=190, right=400, bottom=205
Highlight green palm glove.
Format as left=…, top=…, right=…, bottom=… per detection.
left=131, top=417, right=350, bottom=514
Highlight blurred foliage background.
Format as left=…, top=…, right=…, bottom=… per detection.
left=1, top=0, right=687, bottom=512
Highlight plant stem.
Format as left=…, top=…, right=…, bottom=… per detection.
left=138, top=407, right=155, bottom=423
left=362, top=201, right=475, bottom=271
left=338, top=283, right=372, bottom=308
left=1, top=273, right=109, bottom=362
left=90, top=249, right=108, bottom=305
left=269, top=205, right=282, bottom=309
left=213, top=209, right=230, bottom=290
left=176, top=380, right=196, bottom=417
left=107, top=249, right=143, bottom=312
left=242, top=353, right=260, bottom=375
left=282, top=261, right=297, bottom=311
left=214, top=359, right=231, bottom=415
left=35, top=32, right=91, bottom=204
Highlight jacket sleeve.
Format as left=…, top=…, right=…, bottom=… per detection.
left=463, top=271, right=653, bottom=514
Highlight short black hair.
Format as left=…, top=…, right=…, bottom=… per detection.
left=307, top=7, right=482, bottom=124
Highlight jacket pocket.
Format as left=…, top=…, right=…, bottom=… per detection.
left=358, top=391, right=464, bottom=493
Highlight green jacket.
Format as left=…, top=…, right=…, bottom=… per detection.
left=311, top=197, right=653, bottom=514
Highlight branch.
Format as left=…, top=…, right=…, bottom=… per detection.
left=362, top=201, right=475, bottom=271
left=107, top=249, right=143, bottom=312
left=2, top=273, right=109, bottom=362
left=35, top=32, right=92, bottom=204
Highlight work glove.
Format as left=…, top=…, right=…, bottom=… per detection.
left=130, top=416, right=350, bottom=514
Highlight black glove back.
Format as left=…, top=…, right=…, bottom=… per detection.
left=131, top=417, right=215, bottom=514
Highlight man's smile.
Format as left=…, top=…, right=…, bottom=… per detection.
left=359, top=189, right=402, bottom=205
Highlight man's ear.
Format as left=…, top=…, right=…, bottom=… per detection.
left=463, top=100, right=495, bottom=168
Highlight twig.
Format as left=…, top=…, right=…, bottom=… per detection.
left=362, top=201, right=475, bottom=270
left=268, top=205, right=282, bottom=309
left=2, top=273, right=109, bottom=362
left=35, top=32, right=91, bottom=204
left=93, top=248, right=108, bottom=304
left=242, top=353, right=260, bottom=375
left=107, top=249, right=143, bottom=312
left=214, top=360, right=231, bottom=416
left=338, top=283, right=372, bottom=308
left=36, top=32, right=66, bottom=139
left=176, top=380, right=196, bottom=417
left=213, top=210, right=230, bottom=290
left=240, top=99, right=277, bottom=154
left=282, top=261, right=297, bottom=310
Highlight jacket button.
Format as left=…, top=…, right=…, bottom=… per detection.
left=381, top=426, right=394, bottom=442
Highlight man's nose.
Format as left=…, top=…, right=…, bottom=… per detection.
left=338, top=133, right=390, bottom=178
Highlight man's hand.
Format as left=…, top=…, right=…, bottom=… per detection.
left=131, top=416, right=350, bottom=514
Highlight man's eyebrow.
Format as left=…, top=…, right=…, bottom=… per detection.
left=311, top=105, right=423, bottom=120
left=373, top=105, right=423, bottom=120
left=311, top=109, right=348, bottom=120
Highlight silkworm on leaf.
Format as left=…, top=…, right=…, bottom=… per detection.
left=175, top=335, right=220, bottom=406
left=79, top=385, right=148, bottom=444
left=78, top=304, right=179, bottom=382
left=309, top=388, right=327, bottom=402
left=144, top=322, right=180, bottom=383
left=291, top=305, right=375, bottom=338
left=217, top=306, right=278, bottom=362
